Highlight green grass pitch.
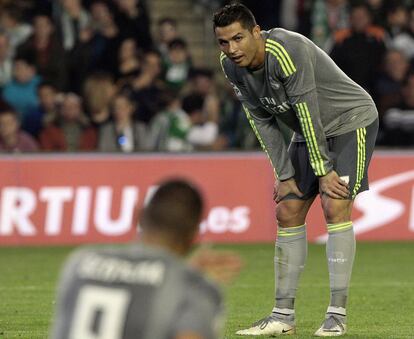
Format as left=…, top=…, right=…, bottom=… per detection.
left=0, top=243, right=413, bottom=338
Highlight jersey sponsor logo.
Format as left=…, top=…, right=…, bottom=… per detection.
left=259, top=97, right=291, bottom=114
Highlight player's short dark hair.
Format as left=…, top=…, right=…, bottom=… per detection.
left=213, top=3, right=257, bottom=31
left=140, top=179, right=204, bottom=238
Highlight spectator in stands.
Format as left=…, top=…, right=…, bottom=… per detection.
left=2, top=52, right=41, bottom=123
left=182, top=93, right=218, bottom=150
left=130, top=49, right=165, bottom=124
left=163, top=38, right=192, bottom=92
left=367, top=0, right=387, bottom=27
left=17, top=14, right=67, bottom=90
left=88, top=0, right=121, bottom=74
left=155, top=17, right=179, bottom=61
left=115, top=37, right=142, bottom=87
left=0, top=32, right=13, bottom=89
left=65, top=23, right=94, bottom=93
left=391, top=7, right=414, bottom=61
left=83, top=72, right=116, bottom=126
left=98, top=92, right=147, bottom=152
left=0, top=5, right=32, bottom=55
left=54, top=0, right=90, bottom=52
left=330, top=3, right=386, bottom=95
left=114, top=0, right=153, bottom=50
left=375, top=49, right=409, bottom=117
left=384, top=3, right=408, bottom=42
left=185, top=68, right=220, bottom=126
left=214, top=83, right=259, bottom=150
left=39, top=92, right=96, bottom=151
left=148, top=90, right=191, bottom=151
left=310, top=0, right=350, bottom=51
left=381, top=73, right=414, bottom=146
left=23, top=81, right=60, bottom=139
left=0, top=106, right=38, bottom=152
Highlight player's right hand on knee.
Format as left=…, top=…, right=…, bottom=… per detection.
left=318, top=170, right=350, bottom=199
left=273, top=178, right=304, bottom=203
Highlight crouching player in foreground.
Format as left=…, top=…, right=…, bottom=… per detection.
left=50, top=179, right=241, bottom=339
left=213, top=3, right=378, bottom=337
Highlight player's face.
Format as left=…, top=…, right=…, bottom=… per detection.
left=215, top=21, right=262, bottom=68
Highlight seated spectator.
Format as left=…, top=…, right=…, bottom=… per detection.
left=0, top=32, right=13, bottom=89
left=115, top=37, right=142, bottom=87
left=214, top=83, right=260, bottom=150
left=17, top=14, right=67, bottom=90
left=0, top=5, right=32, bottom=55
left=384, top=3, right=408, bottom=42
left=114, top=0, right=153, bottom=50
left=0, top=106, right=38, bottom=152
left=183, top=93, right=218, bottom=150
left=88, top=0, right=121, bottom=74
left=39, top=92, right=97, bottom=151
left=375, top=49, right=409, bottom=117
left=163, top=38, right=192, bottom=92
left=148, top=90, right=192, bottom=151
left=53, top=0, right=90, bottom=52
left=23, top=81, right=60, bottom=139
left=310, top=0, right=350, bottom=51
left=155, top=17, right=179, bottom=61
left=184, top=68, right=220, bottom=125
left=2, top=52, right=41, bottom=122
left=98, top=93, right=147, bottom=152
left=83, top=72, right=116, bottom=126
left=391, top=7, right=414, bottom=60
left=381, top=73, right=414, bottom=146
left=330, top=3, right=386, bottom=94
left=130, top=49, right=165, bottom=124
left=367, top=0, right=387, bottom=27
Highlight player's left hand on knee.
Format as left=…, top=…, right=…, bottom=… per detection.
left=318, top=170, right=350, bottom=199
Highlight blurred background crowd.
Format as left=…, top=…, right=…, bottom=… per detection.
left=0, top=0, right=413, bottom=153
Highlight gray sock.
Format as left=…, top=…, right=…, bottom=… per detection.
left=326, top=222, right=355, bottom=308
left=274, top=224, right=307, bottom=310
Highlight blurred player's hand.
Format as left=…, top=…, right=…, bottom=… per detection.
left=188, top=247, right=243, bottom=285
left=318, top=170, right=349, bottom=199
left=273, top=178, right=303, bottom=203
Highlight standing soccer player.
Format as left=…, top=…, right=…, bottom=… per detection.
left=50, top=179, right=235, bottom=339
left=214, top=3, right=378, bottom=337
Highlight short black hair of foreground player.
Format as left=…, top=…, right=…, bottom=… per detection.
left=139, top=179, right=203, bottom=254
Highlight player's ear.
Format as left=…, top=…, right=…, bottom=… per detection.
left=252, top=25, right=261, bottom=39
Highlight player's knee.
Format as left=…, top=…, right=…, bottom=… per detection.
left=322, top=198, right=352, bottom=224
left=276, top=203, right=305, bottom=227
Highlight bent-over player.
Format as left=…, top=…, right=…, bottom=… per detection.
left=214, top=3, right=378, bottom=337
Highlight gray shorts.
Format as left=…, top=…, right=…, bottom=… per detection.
left=285, top=118, right=379, bottom=200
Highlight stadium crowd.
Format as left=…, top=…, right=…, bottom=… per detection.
left=0, top=0, right=413, bottom=153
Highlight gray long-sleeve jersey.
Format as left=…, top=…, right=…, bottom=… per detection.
left=50, top=245, right=224, bottom=339
left=220, top=28, right=378, bottom=180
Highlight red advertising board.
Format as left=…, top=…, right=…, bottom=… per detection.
left=0, top=151, right=413, bottom=245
